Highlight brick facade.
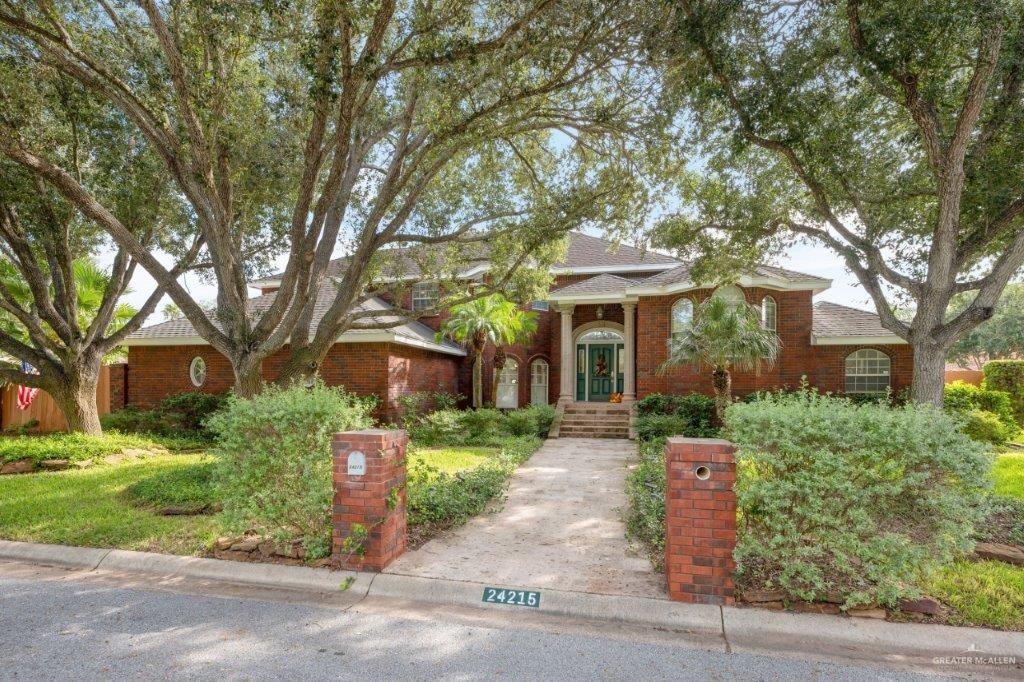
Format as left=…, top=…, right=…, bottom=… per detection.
left=127, top=342, right=459, bottom=422
left=331, top=429, right=408, bottom=571
left=107, top=362, right=128, bottom=411
left=665, top=437, right=737, bottom=605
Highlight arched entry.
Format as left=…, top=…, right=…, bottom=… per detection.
left=530, top=359, right=549, bottom=405
left=495, top=358, right=520, bottom=409
left=574, top=326, right=624, bottom=402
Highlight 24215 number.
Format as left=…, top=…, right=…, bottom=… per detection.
left=482, top=587, right=540, bottom=608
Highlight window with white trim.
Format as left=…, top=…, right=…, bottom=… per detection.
left=411, top=282, right=439, bottom=312
left=189, top=356, right=207, bottom=388
left=530, top=359, right=549, bottom=405
left=495, top=359, right=520, bottom=409
left=844, top=349, right=891, bottom=393
left=531, top=300, right=549, bottom=311
left=761, top=296, right=777, bottom=332
left=671, top=298, right=693, bottom=339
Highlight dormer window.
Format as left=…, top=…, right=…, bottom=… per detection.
left=411, top=282, right=439, bottom=312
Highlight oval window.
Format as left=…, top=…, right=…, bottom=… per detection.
left=189, top=356, right=207, bottom=387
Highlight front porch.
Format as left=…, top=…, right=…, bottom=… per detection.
left=553, top=300, right=638, bottom=406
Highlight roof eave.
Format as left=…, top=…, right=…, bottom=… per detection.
left=628, top=275, right=832, bottom=296
left=549, top=262, right=677, bottom=275
left=123, top=331, right=467, bottom=356
left=811, top=334, right=907, bottom=346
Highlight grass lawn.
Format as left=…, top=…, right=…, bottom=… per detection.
left=993, top=449, right=1024, bottom=499
left=926, top=448, right=1024, bottom=631
left=0, top=454, right=221, bottom=555
left=407, top=445, right=496, bottom=474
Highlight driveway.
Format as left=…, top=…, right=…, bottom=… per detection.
left=386, top=438, right=665, bottom=598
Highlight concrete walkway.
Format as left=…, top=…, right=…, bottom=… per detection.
left=386, top=438, right=665, bottom=598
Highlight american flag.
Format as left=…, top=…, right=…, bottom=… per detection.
left=16, top=360, right=39, bottom=411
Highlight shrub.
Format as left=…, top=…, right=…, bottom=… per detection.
left=207, top=382, right=373, bottom=559
left=983, top=360, right=1024, bottom=425
left=395, top=391, right=464, bottom=428
left=634, top=392, right=717, bottom=440
left=459, top=408, right=505, bottom=440
left=407, top=436, right=540, bottom=532
left=962, top=409, right=1016, bottom=445
left=944, top=381, right=1020, bottom=444
left=504, top=409, right=537, bottom=437
left=521, top=403, right=556, bottom=436
left=624, top=437, right=667, bottom=569
left=101, top=391, right=228, bottom=440
left=973, top=495, right=1024, bottom=548
left=408, top=409, right=466, bottom=445
left=725, top=389, right=991, bottom=609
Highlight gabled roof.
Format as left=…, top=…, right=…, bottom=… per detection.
left=811, top=301, right=905, bottom=345
left=548, top=261, right=831, bottom=302
left=251, top=231, right=679, bottom=287
left=124, top=285, right=466, bottom=356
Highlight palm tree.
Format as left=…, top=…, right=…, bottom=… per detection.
left=659, top=295, right=779, bottom=419
left=438, top=294, right=538, bottom=408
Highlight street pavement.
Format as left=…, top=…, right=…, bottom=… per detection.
left=0, top=562, right=962, bottom=681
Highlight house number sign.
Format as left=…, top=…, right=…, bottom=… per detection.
left=482, top=587, right=540, bottom=608
left=347, top=451, right=366, bottom=476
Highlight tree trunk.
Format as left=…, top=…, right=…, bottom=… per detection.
left=273, top=346, right=318, bottom=388
left=233, top=357, right=265, bottom=398
left=909, top=340, right=947, bottom=407
left=50, top=363, right=103, bottom=435
left=492, top=347, right=506, bottom=408
left=711, top=367, right=731, bottom=421
left=472, top=353, right=483, bottom=408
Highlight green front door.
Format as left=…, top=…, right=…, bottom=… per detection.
left=588, top=344, right=615, bottom=402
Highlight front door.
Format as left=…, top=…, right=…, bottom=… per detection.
left=588, top=344, right=615, bottom=402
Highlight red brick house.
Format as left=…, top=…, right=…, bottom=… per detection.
left=122, top=232, right=911, bottom=422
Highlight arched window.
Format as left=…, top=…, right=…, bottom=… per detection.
left=671, top=298, right=693, bottom=338
left=530, top=359, right=549, bottom=406
left=712, top=284, right=745, bottom=308
left=189, top=357, right=207, bottom=387
left=761, top=296, right=777, bottom=332
left=845, top=349, right=891, bottom=394
left=495, top=358, right=520, bottom=409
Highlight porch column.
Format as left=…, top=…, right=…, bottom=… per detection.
left=558, top=304, right=575, bottom=404
left=622, top=301, right=636, bottom=402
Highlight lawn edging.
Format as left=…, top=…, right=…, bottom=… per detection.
left=1, top=538, right=1022, bottom=667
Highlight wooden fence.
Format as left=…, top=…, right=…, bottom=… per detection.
left=1, top=365, right=113, bottom=433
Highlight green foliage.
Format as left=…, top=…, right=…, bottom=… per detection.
left=725, top=390, right=991, bottom=609
left=634, top=392, right=717, bottom=440
left=207, top=383, right=373, bottom=559
left=973, top=495, right=1024, bottom=549
left=943, top=381, right=1020, bottom=444
left=661, top=296, right=779, bottom=376
left=408, top=405, right=552, bottom=446
left=123, top=460, right=217, bottom=514
left=395, top=391, right=463, bottom=428
left=962, top=410, right=1016, bottom=446
left=438, top=295, right=539, bottom=407
left=101, top=392, right=229, bottom=440
left=0, top=430, right=169, bottom=465
left=407, top=437, right=540, bottom=535
left=949, top=285, right=1024, bottom=371
left=624, top=438, right=667, bottom=569
left=983, top=361, right=1024, bottom=425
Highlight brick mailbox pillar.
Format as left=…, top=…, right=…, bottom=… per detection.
left=332, top=429, right=408, bottom=571
left=665, top=437, right=737, bottom=605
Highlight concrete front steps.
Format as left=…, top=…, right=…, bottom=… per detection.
left=554, top=403, right=632, bottom=438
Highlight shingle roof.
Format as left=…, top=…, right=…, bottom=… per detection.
left=252, top=232, right=677, bottom=286
left=548, top=273, right=640, bottom=297
left=811, top=301, right=899, bottom=339
left=553, top=232, right=678, bottom=269
left=125, top=284, right=465, bottom=355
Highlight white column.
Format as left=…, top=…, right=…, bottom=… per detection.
left=622, top=301, right=636, bottom=402
left=558, top=304, right=575, bottom=404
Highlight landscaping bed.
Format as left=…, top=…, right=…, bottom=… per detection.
left=624, top=390, right=1024, bottom=631
left=0, top=431, right=206, bottom=475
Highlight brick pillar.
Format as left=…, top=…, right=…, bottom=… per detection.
left=665, top=437, right=737, bottom=605
left=332, top=429, right=408, bottom=571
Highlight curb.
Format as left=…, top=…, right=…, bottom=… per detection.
left=370, top=572, right=723, bottom=635
left=2, top=540, right=1022, bottom=663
